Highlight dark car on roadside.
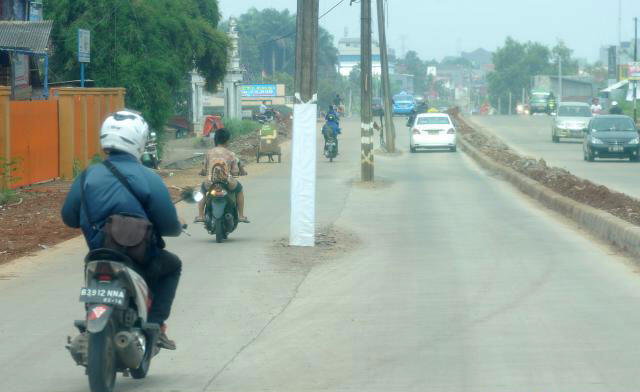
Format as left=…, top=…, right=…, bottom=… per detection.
left=372, top=97, right=384, bottom=117
left=583, top=115, right=640, bottom=162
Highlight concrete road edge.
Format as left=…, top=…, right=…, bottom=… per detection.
left=458, top=136, right=640, bottom=258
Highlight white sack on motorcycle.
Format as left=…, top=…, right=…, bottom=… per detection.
left=290, top=102, right=317, bottom=247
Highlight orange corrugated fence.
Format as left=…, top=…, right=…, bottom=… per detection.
left=0, top=87, right=125, bottom=189
left=9, top=100, right=59, bottom=187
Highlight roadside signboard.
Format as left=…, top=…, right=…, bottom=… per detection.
left=78, top=29, right=90, bottom=63
left=241, top=84, right=277, bottom=98
left=629, top=62, right=640, bottom=81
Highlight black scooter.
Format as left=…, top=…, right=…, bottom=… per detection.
left=322, top=124, right=338, bottom=162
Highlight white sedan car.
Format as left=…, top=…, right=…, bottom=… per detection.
left=409, top=113, right=457, bottom=152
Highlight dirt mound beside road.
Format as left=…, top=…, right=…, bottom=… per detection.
left=0, top=182, right=80, bottom=264
left=453, top=114, right=640, bottom=227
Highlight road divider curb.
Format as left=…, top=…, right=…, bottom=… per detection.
left=458, top=136, right=640, bottom=257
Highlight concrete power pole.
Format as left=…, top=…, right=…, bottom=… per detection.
left=558, top=55, right=563, bottom=105
left=361, top=0, right=374, bottom=181
left=294, top=0, right=318, bottom=102
left=290, top=0, right=319, bottom=247
left=376, top=0, right=395, bottom=152
left=634, top=17, right=638, bottom=124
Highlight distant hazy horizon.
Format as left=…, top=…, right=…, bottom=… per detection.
left=217, top=0, right=640, bottom=63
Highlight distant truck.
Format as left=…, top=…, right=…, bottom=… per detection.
left=529, top=89, right=553, bottom=114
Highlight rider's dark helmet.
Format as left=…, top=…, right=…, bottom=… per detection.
left=214, top=128, right=231, bottom=146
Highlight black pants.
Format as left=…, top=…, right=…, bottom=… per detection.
left=141, top=249, right=182, bottom=325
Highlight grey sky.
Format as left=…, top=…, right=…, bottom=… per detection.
left=218, top=0, right=640, bottom=62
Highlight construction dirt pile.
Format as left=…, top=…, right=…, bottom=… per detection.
left=452, top=112, right=640, bottom=227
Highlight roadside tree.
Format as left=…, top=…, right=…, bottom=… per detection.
left=44, top=0, right=229, bottom=132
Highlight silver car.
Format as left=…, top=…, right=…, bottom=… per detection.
left=551, top=102, right=592, bottom=142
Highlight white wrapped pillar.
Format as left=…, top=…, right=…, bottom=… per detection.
left=289, top=98, right=317, bottom=246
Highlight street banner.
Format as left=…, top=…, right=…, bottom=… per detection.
left=289, top=102, right=317, bottom=247
left=241, top=84, right=277, bottom=98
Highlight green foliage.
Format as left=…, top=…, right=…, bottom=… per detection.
left=0, top=157, right=21, bottom=205
left=0, top=188, right=17, bottom=205
left=224, top=119, right=260, bottom=137
left=488, top=37, right=552, bottom=113
left=193, top=119, right=259, bottom=148
left=550, top=40, right=579, bottom=75
left=44, top=0, right=229, bottom=132
left=228, top=8, right=338, bottom=82
left=396, top=50, right=428, bottom=94
left=90, top=154, right=103, bottom=165
left=488, top=37, right=584, bottom=113
left=228, top=7, right=341, bottom=109
left=0, top=157, right=20, bottom=188
left=72, top=158, right=82, bottom=179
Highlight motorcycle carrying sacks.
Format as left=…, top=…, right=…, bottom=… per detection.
left=80, top=161, right=155, bottom=264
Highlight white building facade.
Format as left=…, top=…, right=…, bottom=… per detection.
left=337, top=37, right=395, bottom=77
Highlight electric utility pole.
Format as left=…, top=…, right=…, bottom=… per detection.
left=634, top=17, right=638, bottom=124
left=294, top=0, right=318, bottom=103
left=558, top=55, right=562, bottom=105
left=290, top=0, right=319, bottom=247
left=361, top=0, right=374, bottom=181
left=376, top=0, right=395, bottom=152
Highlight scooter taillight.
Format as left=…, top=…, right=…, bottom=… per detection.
left=96, top=262, right=114, bottom=281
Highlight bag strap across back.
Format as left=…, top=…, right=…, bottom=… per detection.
left=79, top=160, right=148, bottom=227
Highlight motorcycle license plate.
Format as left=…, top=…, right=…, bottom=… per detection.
left=608, top=146, right=624, bottom=152
left=79, top=287, right=126, bottom=306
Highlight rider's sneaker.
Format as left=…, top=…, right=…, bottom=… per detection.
left=157, top=324, right=176, bottom=350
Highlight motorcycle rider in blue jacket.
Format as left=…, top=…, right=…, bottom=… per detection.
left=322, top=111, right=341, bottom=155
left=61, top=110, right=183, bottom=350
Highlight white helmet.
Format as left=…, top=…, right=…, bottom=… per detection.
left=100, top=110, right=149, bottom=159
left=612, top=101, right=619, bottom=106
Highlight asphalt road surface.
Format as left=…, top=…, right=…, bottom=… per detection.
left=2, top=117, right=640, bottom=391
left=468, top=115, right=640, bottom=199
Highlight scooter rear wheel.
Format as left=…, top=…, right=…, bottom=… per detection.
left=87, top=321, right=117, bottom=392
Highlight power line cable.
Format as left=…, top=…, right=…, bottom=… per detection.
left=258, top=0, right=347, bottom=47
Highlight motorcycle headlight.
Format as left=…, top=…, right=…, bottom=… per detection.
left=629, top=137, right=639, bottom=145
left=591, top=137, right=604, bottom=145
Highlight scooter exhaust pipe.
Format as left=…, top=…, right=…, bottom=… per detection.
left=114, top=331, right=146, bottom=369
